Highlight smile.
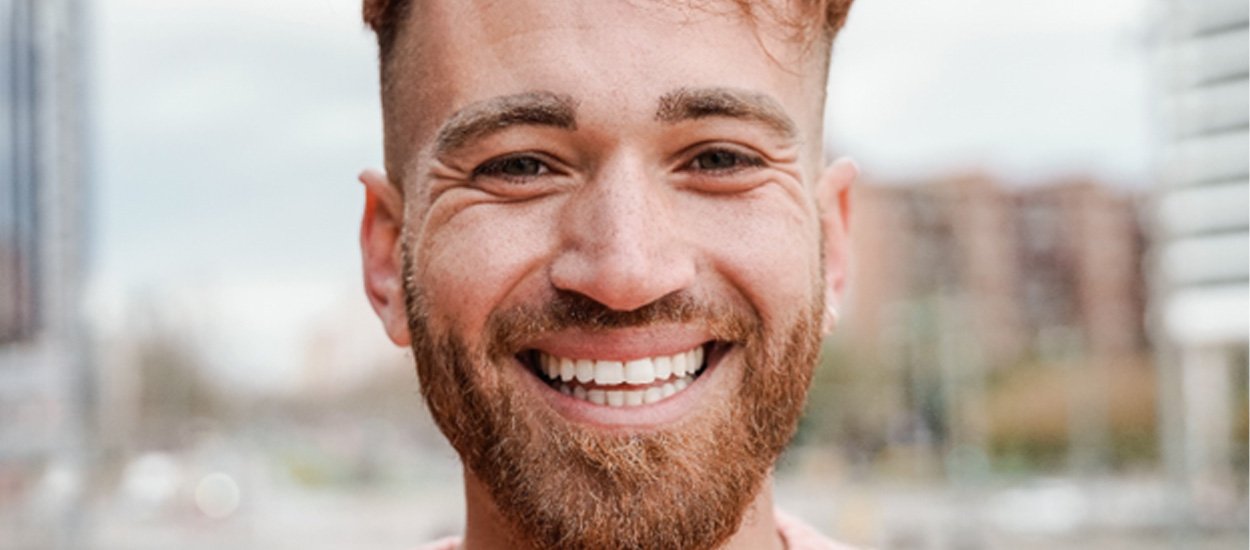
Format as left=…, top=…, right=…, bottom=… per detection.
left=528, top=346, right=709, bottom=407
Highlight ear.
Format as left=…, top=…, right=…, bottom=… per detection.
left=361, top=0, right=392, bottom=31
left=359, top=169, right=412, bottom=346
left=816, top=157, right=857, bottom=334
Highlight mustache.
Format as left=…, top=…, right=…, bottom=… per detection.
left=486, top=290, right=758, bottom=358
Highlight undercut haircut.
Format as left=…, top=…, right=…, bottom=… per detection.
left=362, top=0, right=854, bottom=78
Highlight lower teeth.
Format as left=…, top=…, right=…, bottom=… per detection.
left=556, top=374, right=694, bottom=407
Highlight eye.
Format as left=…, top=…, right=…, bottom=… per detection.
left=473, top=154, right=552, bottom=182
left=685, top=147, right=764, bottom=173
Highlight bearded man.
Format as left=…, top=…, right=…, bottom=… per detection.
left=357, top=1, right=859, bottom=548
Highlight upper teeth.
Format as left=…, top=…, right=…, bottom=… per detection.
left=539, top=347, right=706, bottom=387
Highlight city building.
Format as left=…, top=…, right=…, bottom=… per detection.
left=0, top=0, right=91, bottom=547
left=842, top=175, right=1149, bottom=464
left=848, top=175, right=1147, bottom=371
left=1151, top=0, right=1249, bottom=532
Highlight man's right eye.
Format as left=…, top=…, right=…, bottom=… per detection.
left=472, top=154, right=551, bottom=181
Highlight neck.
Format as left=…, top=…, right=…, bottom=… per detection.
left=460, top=467, right=785, bottom=550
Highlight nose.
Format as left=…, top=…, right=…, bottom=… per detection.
left=549, top=155, right=696, bottom=312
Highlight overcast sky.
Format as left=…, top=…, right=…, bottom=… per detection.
left=88, top=0, right=1155, bottom=390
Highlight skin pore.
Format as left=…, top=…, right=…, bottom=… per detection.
left=359, top=1, right=856, bottom=548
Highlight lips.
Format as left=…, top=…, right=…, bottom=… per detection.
left=527, top=346, right=709, bottom=407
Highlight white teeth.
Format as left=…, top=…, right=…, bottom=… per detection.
left=654, top=356, right=672, bottom=380
left=606, top=390, right=625, bottom=407
left=557, top=374, right=698, bottom=407
left=624, top=358, right=656, bottom=384
left=543, top=355, right=558, bottom=379
left=643, top=387, right=663, bottom=404
left=594, top=361, right=625, bottom=385
left=672, top=353, right=687, bottom=377
left=575, top=359, right=595, bottom=383
left=536, top=346, right=709, bottom=407
left=539, top=347, right=706, bottom=384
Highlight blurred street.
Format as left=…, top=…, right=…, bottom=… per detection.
left=72, top=441, right=1246, bottom=550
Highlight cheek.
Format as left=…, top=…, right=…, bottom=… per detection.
left=414, top=201, right=557, bottom=338
left=684, top=192, right=821, bottom=323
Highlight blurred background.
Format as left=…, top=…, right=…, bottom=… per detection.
left=1, top=0, right=1246, bottom=548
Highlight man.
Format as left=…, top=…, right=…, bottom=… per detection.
left=357, top=1, right=858, bottom=548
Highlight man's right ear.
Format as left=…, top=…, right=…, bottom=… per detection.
left=361, top=0, right=392, bottom=32
left=359, top=169, right=411, bottom=347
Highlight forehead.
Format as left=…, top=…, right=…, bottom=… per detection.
left=392, top=0, right=813, bottom=59
left=381, top=0, right=827, bottom=171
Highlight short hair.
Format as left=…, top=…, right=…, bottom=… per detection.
left=362, top=0, right=853, bottom=74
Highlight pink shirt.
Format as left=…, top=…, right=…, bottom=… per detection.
left=415, top=509, right=860, bottom=550
left=775, top=509, right=861, bottom=550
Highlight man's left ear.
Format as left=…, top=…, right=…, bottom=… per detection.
left=816, top=157, right=857, bottom=334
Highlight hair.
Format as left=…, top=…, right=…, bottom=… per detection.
left=362, top=0, right=853, bottom=73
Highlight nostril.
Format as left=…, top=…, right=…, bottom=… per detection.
left=548, top=254, right=696, bottom=313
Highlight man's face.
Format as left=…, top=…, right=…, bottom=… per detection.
left=362, top=1, right=852, bottom=548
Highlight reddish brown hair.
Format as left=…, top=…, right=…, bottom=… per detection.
left=362, top=0, right=853, bottom=69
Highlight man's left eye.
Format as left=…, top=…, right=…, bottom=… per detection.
left=686, top=148, right=763, bottom=173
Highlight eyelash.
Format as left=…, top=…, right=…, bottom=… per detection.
left=471, top=153, right=554, bottom=184
left=682, top=147, right=766, bottom=175
left=470, top=146, right=766, bottom=185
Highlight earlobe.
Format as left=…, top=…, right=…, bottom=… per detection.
left=816, top=157, right=857, bottom=334
left=359, top=169, right=412, bottom=346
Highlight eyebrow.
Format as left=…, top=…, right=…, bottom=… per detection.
left=433, top=91, right=577, bottom=155
left=655, top=87, right=798, bottom=140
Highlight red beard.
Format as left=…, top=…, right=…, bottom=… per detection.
left=404, top=259, right=823, bottom=550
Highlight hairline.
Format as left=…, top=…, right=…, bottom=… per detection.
left=371, top=1, right=843, bottom=86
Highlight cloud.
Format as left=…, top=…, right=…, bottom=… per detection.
left=93, top=0, right=382, bottom=295
left=826, top=0, right=1153, bottom=185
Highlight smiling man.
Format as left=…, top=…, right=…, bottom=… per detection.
left=358, top=1, right=857, bottom=549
